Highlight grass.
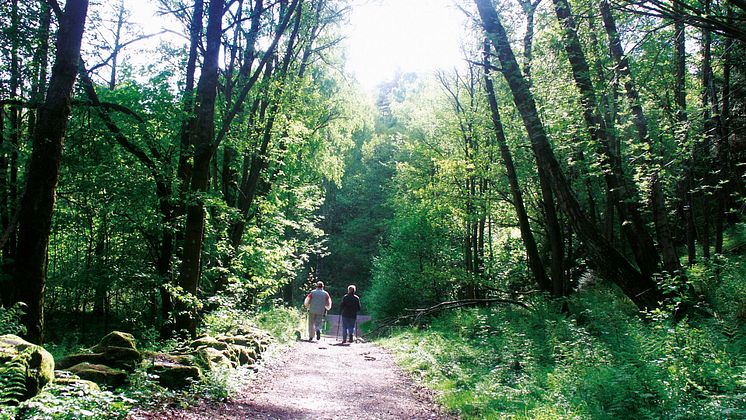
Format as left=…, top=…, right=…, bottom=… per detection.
left=377, top=261, right=746, bottom=419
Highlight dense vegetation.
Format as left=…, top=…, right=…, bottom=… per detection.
left=0, top=0, right=744, bottom=418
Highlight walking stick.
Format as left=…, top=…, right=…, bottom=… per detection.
left=335, top=314, right=341, bottom=342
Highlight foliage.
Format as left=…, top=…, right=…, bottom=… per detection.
left=2, top=381, right=133, bottom=420
left=203, top=302, right=302, bottom=346
left=0, top=304, right=26, bottom=336
left=0, top=349, right=29, bottom=406
left=380, top=278, right=746, bottom=418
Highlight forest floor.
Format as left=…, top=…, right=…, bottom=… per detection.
left=129, top=315, right=452, bottom=419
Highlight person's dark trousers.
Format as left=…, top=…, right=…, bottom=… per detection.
left=342, top=316, right=356, bottom=342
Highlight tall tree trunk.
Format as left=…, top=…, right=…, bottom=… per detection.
left=12, top=0, right=89, bottom=343
left=484, top=49, right=553, bottom=293
left=519, top=1, right=565, bottom=295
left=553, top=0, right=665, bottom=279
left=109, top=0, right=126, bottom=90
left=227, top=2, right=302, bottom=252
left=474, top=0, right=663, bottom=310
left=168, top=0, right=204, bottom=324
left=700, top=0, right=715, bottom=261
left=599, top=0, right=683, bottom=276
left=716, top=5, right=733, bottom=255
left=175, top=0, right=224, bottom=337
left=671, top=0, right=697, bottom=265
left=0, top=109, right=7, bottom=307
left=176, top=0, right=204, bottom=212
left=588, top=12, right=618, bottom=243
left=7, top=0, right=21, bottom=261
left=517, top=0, right=541, bottom=83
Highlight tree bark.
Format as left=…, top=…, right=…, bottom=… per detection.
left=484, top=43, right=551, bottom=292
left=715, top=5, right=733, bottom=255
left=175, top=0, right=224, bottom=337
left=474, top=0, right=664, bottom=310
left=12, top=0, right=89, bottom=343
left=699, top=0, right=714, bottom=261
left=109, top=0, right=126, bottom=90
left=553, top=0, right=667, bottom=280
left=6, top=0, right=21, bottom=261
left=599, top=0, right=683, bottom=277
left=518, top=1, right=565, bottom=295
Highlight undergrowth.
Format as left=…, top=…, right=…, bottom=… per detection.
left=379, top=257, right=746, bottom=419
left=0, top=305, right=302, bottom=419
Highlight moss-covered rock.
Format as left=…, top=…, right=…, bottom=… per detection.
left=0, top=334, right=55, bottom=402
left=190, top=336, right=229, bottom=351
left=64, top=363, right=127, bottom=389
left=53, top=376, right=101, bottom=392
left=57, top=331, right=141, bottom=371
left=190, top=347, right=234, bottom=371
left=148, top=359, right=201, bottom=389
left=90, top=331, right=137, bottom=352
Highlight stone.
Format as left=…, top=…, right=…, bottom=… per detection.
left=65, top=363, right=128, bottom=388
left=0, top=334, right=55, bottom=402
left=56, top=353, right=103, bottom=370
left=190, top=336, right=229, bottom=351
left=53, top=376, right=101, bottom=392
left=190, top=347, right=234, bottom=371
left=57, top=331, right=142, bottom=371
left=90, top=331, right=137, bottom=352
left=148, top=360, right=201, bottom=389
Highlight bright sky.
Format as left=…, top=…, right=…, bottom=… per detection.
left=344, top=0, right=470, bottom=92
left=119, top=0, right=470, bottom=92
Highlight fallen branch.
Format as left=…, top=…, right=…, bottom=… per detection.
left=363, top=297, right=530, bottom=338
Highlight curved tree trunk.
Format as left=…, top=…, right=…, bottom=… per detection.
left=474, top=0, right=663, bottom=310
left=483, top=51, right=552, bottom=292
left=598, top=0, right=684, bottom=277
left=553, top=0, right=666, bottom=279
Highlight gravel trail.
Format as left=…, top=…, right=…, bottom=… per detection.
left=130, top=316, right=451, bottom=419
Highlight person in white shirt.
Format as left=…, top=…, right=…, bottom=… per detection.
left=304, top=281, right=332, bottom=341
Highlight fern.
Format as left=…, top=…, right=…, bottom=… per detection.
left=0, top=350, right=30, bottom=406
left=0, top=303, right=27, bottom=336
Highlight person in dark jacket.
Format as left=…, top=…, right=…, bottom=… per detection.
left=339, top=285, right=361, bottom=343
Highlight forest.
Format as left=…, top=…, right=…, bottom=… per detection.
left=0, top=0, right=744, bottom=418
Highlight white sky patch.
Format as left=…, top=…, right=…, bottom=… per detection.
left=344, top=0, right=470, bottom=92
left=115, top=0, right=470, bottom=92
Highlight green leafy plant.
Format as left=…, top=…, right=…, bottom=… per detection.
left=0, top=303, right=27, bottom=336
left=0, top=350, right=29, bottom=406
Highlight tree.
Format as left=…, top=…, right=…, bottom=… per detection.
left=175, top=0, right=224, bottom=337
left=482, top=39, right=551, bottom=293
left=11, top=0, right=89, bottom=343
left=474, top=0, right=664, bottom=310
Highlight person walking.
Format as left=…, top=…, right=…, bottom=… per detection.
left=339, top=285, right=361, bottom=344
left=304, top=281, right=332, bottom=341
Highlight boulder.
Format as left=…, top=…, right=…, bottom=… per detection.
left=0, top=334, right=55, bottom=402
left=57, top=331, right=141, bottom=371
left=190, top=347, right=234, bottom=371
left=65, top=363, right=127, bottom=388
left=56, top=353, right=99, bottom=370
left=53, top=377, right=101, bottom=392
left=190, top=336, right=243, bottom=367
left=90, top=331, right=137, bottom=352
left=148, top=360, right=201, bottom=389
left=234, top=328, right=272, bottom=352
left=190, top=336, right=229, bottom=351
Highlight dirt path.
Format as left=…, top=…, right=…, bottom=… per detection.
left=131, top=316, right=451, bottom=419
